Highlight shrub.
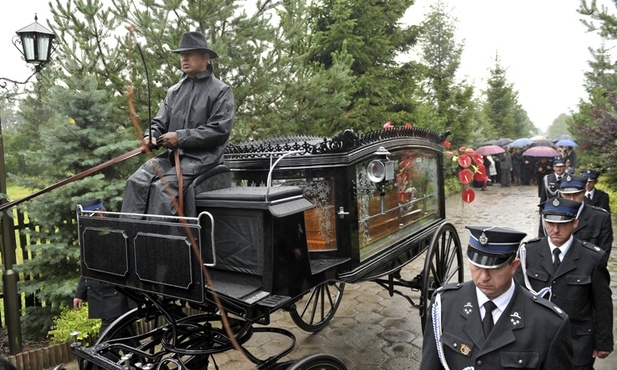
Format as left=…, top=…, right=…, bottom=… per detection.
left=48, top=304, right=100, bottom=344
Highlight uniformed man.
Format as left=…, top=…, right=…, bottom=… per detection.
left=538, top=157, right=566, bottom=237
left=515, top=197, right=613, bottom=370
left=559, top=174, right=613, bottom=253
left=421, top=226, right=572, bottom=370
left=582, top=169, right=611, bottom=213
left=539, top=157, right=566, bottom=209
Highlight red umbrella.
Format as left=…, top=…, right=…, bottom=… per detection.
left=522, top=146, right=560, bottom=157
left=475, top=145, right=505, bottom=156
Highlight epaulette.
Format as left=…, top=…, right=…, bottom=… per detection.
left=580, top=240, right=604, bottom=254
left=531, top=295, right=568, bottom=319
left=434, top=282, right=463, bottom=295
left=589, top=204, right=609, bottom=214
left=523, top=237, right=541, bottom=244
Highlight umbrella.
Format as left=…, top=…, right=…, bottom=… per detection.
left=555, top=139, right=578, bottom=147
left=475, top=145, right=505, bottom=156
left=509, top=138, right=533, bottom=148
left=531, top=139, right=554, bottom=147
left=523, top=146, right=560, bottom=158
left=494, top=138, right=513, bottom=147
left=481, top=140, right=498, bottom=146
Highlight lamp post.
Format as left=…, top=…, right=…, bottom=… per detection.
left=0, top=14, right=55, bottom=355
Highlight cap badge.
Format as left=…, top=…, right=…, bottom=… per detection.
left=479, top=232, right=488, bottom=245
left=460, top=343, right=471, bottom=356
left=552, top=198, right=560, bottom=206
left=565, top=175, right=572, bottom=182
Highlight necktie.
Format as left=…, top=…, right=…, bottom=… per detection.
left=553, top=249, right=561, bottom=272
left=587, top=193, right=592, bottom=200
left=482, top=301, right=497, bottom=337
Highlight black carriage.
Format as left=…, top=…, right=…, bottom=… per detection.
left=67, top=126, right=464, bottom=369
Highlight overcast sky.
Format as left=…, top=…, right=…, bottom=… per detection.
left=405, top=0, right=609, bottom=132
left=1, top=0, right=612, bottom=133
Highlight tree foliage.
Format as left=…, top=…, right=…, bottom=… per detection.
left=482, top=54, right=535, bottom=139
left=416, top=0, right=476, bottom=145
left=570, top=0, right=617, bottom=182
left=308, top=0, right=424, bottom=134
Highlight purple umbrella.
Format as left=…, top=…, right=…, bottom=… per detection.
left=475, top=145, right=506, bottom=156
left=523, top=146, right=560, bottom=158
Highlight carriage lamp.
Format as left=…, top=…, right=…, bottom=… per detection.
left=367, top=146, right=395, bottom=214
left=367, top=147, right=395, bottom=183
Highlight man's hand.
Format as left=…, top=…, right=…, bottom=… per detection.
left=593, top=350, right=611, bottom=359
left=142, top=135, right=158, bottom=150
left=158, top=132, right=179, bottom=149
left=73, top=298, right=83, bottom=310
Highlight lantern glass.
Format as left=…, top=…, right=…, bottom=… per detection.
left=20, top=33, right=36, bottom=62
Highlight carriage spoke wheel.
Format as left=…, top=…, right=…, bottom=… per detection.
left=289, top=281, right=345, bottom=332
left=419, top=222, right=463, bottom=332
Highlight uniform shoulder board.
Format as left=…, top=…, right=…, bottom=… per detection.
left=531, top=295, right=568, bottom=319
left=580, top=240, right=604, bottom=254
left=434, top=282, right=463, bottom=294
left=590, top=205, right=609, bottom=214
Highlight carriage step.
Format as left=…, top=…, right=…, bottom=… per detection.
left=310, top=258, right=350, bottom=275
left=258, top=294, right=293, bottom=308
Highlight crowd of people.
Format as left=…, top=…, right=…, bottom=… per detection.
left=473, top=144, right=578, bottom=190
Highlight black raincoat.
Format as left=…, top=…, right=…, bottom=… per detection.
left=121, top=65, right=235, bottom=216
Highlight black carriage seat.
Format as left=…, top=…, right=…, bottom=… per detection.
left=195, top=186, right=315, bottom=309
left=183, top=164, right=232, bottom=217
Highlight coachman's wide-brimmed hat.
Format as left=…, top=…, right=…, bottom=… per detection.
left=172, top=32, right=218, bottom=59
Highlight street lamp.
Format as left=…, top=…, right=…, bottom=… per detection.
left=0, top=14, right=55, bottom=355
left=1, top=14, right=55, bottom=95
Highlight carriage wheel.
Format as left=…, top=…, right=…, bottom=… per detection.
left=289, top=281, right=345, bottom=332
left=419, top=222, right=463, bottom=332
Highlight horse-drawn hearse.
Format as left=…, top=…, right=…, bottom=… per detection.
left=63, top=126, right=464, bottom=369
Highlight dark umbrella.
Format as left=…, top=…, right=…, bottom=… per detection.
left=494, top=138, right=513, bottom=147
left=531, top=139, right=554, bottom=147
left=475, top=145, right=506, bottom=156
left=523, top=146, right=560, bottom=157
left=555, top=139, right=578, bottom=147
left=509, top=138, right=533, bottom=148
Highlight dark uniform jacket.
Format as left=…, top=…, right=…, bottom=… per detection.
left=514, top=237, right=613, bottom=368
left=421, top=281, right=572, bottom=370
left=539, top=173, right=563, bottom=212
left=585, top=188, right=610, bottom=214
left=574, top=203, right=613, bottom=253
left=75, top=278, right=135, bottom=320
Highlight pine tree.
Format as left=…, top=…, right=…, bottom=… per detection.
left=308, top=0, right=422, bottom=134
left=484, top=55, right=522, bottom=139
left=416, top=0, right=475, bottom=144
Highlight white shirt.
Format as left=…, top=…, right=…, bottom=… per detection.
left=548, top=235, right=574, bottom=263
left=476, top=280, right=515, bottom=324
left=585, top=189, right=595, bottom=200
